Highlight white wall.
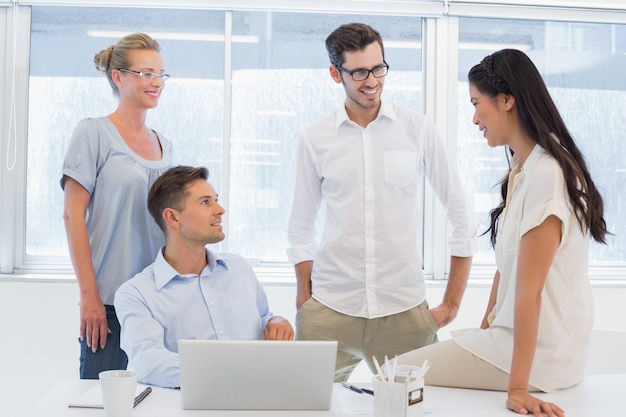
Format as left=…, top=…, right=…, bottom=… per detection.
left=263, top=280, right=626, bottom=338
left=1, top=279, right=625, bottom=417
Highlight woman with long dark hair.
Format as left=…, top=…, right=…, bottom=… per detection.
left=399, top=49, right=608, bottom=416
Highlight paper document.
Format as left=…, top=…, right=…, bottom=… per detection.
left=68, top=384, right=148, bottom=408
left=335, top=384, right=374, bottom=415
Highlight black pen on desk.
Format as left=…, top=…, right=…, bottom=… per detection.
left=134, top=386, right=152, bottom=408
left=341, top=382, right=365, bottom=394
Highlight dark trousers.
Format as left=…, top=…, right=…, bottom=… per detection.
left=79, top=305, right=128, bottom=379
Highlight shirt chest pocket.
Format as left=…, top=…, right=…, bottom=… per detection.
left=384, top=151, right=417, bottom=188
left=227, top=299, right=263, bottom=339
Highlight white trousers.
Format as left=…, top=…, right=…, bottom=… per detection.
left=397, top=338, right=540, bottom=392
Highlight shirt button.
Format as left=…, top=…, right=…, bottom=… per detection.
left=219, top=330, right=224, bottom=335
left=209, top=301, right=214, bottom=306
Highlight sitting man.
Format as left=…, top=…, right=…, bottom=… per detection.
left=114, top=165, right=294, bottom=388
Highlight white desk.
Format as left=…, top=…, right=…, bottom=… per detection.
left=25, top=374, right=624, bottom=417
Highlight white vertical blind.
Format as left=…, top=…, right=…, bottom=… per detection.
left=1, top=5, right=29, bottom=273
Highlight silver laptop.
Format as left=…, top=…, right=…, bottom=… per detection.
left=178, top=339, right=338, bottom=410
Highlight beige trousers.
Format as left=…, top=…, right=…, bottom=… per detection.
left=296, top=298, right=439, bottom=382
left=397, top=338, right=540, bottom=392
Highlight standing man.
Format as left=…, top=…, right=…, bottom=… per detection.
left=115, top=166, right=293, bottom=388
left=287, top=23, right=477, bottom=382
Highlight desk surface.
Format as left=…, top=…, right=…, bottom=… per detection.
left=25, top=374, right=624, bottom=417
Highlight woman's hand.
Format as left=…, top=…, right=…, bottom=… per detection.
left=506, top=388, right=564, bottom=417
left=80, top=293, right=110, bottom=352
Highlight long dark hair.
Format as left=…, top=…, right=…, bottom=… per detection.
left=468, top=49, right=608, bottom=246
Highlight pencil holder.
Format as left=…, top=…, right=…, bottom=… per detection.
left=372, top=375, right=424, bottom=417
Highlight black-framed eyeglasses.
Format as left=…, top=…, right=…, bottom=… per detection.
left=336, top=64, right=389, bottom=81
left=118, top=68, right=170, bottom=82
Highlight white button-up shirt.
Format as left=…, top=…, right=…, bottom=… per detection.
left=287, top=101, right=477, bottom=318
left=454, top=145, right=593, bottom=391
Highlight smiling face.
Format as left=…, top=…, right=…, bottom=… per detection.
left=331, top=41, right=385, bottom=121
left=176, top=179, right=225, bottom=245
left=115, top=48, right=165, bottom=109
left=469, top=83, right=513, bottom=148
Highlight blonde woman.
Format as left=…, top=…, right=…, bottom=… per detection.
left=61, top=33, right=173, bottom=378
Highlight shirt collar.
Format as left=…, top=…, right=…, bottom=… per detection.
left=153, top=246, right=228, bottom=291
left=335, top=100, right=397, bottom=130
left=507, top=144, right=547, bottom=207
left=511, top=143, right=546, bottom=172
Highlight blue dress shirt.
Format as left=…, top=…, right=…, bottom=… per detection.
left=114, top=247, right=273, bottom=388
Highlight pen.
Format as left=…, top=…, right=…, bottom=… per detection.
left=341, top=382, right=364, bottom=394
left=133, top=387, right=152, bottom=408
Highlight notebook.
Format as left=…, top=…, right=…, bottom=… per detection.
left=68, top=384, right=151, bottom=409
left=178, top=339, right=338, bottom=410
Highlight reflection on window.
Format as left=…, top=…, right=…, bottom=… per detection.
left=26, top=8, right=422, bottom=265
left=27, top=7, right=225, bottom=256
left=457, top=18, right=626, bottom=266
left=228, top=12, right=422, bottom=260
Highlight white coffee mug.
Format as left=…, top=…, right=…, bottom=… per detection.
left=99, top=370, right=137, bottom=417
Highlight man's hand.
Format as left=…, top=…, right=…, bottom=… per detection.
left=428, top=303, right=457, bottom=328
left=294, top=261, right=313, bottom=310
left=431, top=255, right=472, bottom=328
left=264, top=316, right=295, bottom=340
left=296, top=291, right=312, bottom=310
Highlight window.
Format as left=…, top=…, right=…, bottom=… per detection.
left=26, top=7, right=225, bottom=259
left=23, top=7, right=422, bottom=267
left=228, top=12, right=422, bottom=260
left=2, top=1, right=624, bottom=280
left=456, top=18, right=626, bottom=269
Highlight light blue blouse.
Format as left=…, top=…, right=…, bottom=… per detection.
left=61, top=116, right=173, bottom=305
